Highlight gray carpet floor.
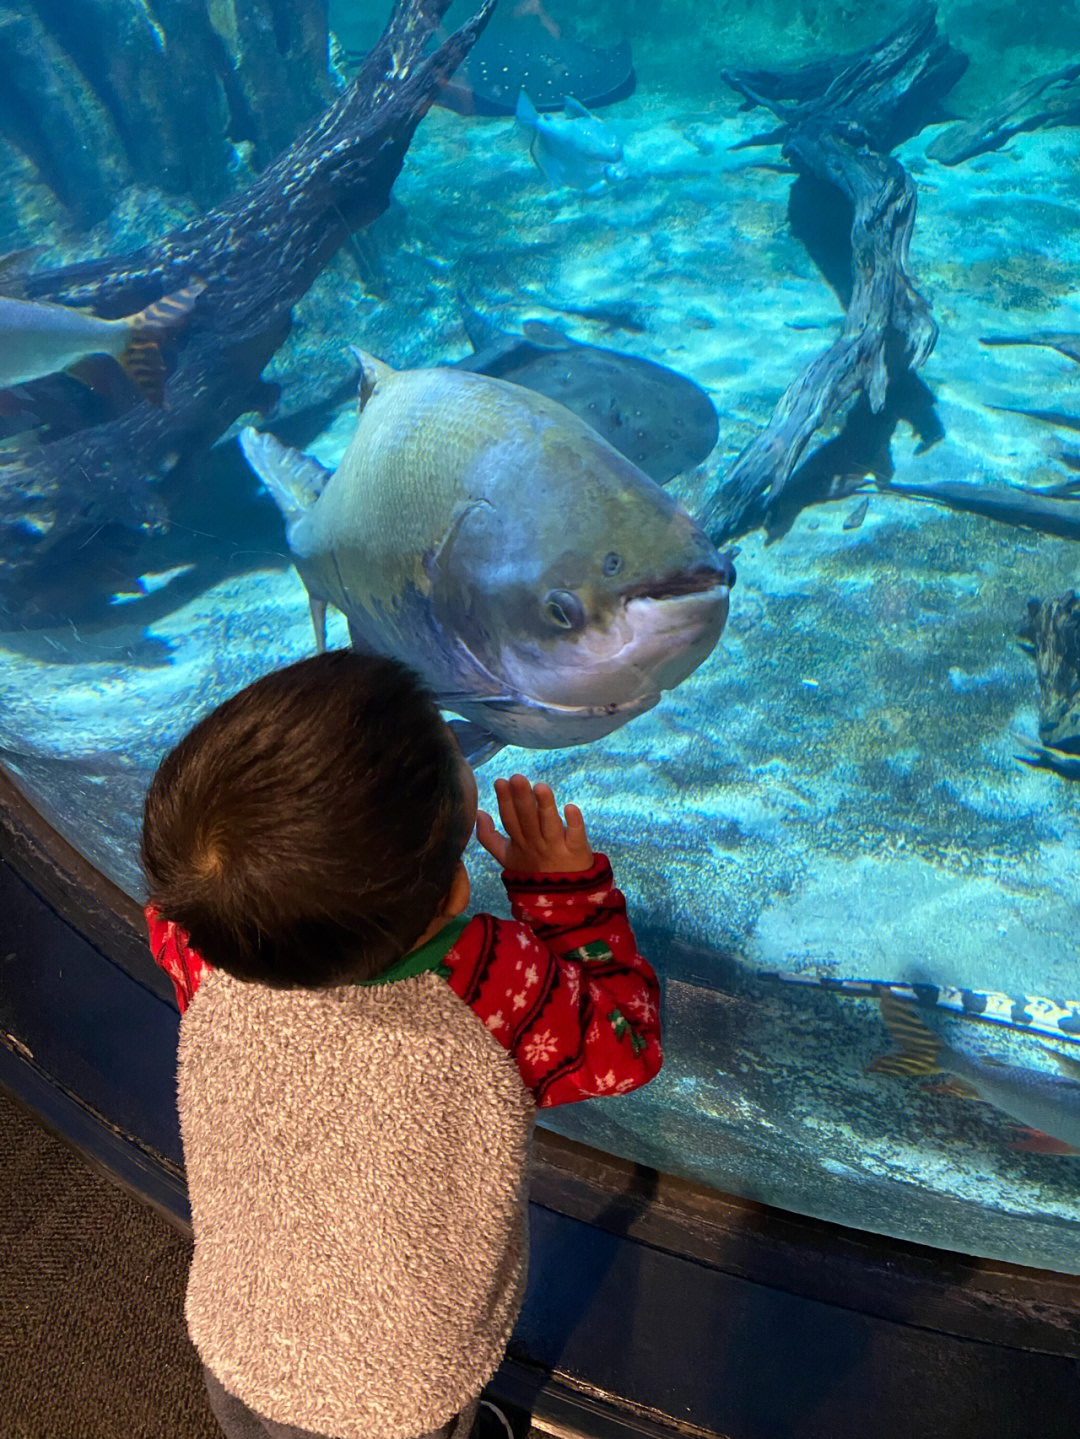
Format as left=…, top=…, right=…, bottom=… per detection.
left=0, top=1084, right=220, bottom=1439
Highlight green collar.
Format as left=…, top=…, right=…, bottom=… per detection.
left=358, top=914, right=470, bottom=986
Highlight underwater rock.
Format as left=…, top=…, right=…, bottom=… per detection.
left=1022, top=591, right=1080, bottom=755
left=927, top=62, right=1080, bottom=167
left=0, top=0, right=493, bottom=625
left=702, top=3, right=962, bottom=543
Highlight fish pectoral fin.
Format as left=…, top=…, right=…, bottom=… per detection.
left=309, top=597, right=327, bottom=654
left=445, top=719, right=504, bottom=768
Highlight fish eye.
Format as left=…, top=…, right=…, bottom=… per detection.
left=544, top=589, right=585, bottom=630
left=602, top=551, right=623, bottom=576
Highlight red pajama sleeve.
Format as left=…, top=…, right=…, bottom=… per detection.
left=442, top=855, right=663, bottom=1107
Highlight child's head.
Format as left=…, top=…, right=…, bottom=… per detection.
left=142, top=651, right=472, bottom=987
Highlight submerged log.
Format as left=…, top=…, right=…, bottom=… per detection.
left=0, top=0, right=493, bottom=624
left=701, top=4, right=964, bottom=544
left=1015, top=591, right=1080, bottom=781
left=927, top=63, right=1080, bottom=167
left=1021, top=591, right=1080, bottom=753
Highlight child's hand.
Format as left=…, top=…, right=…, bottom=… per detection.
left=476, top=774, right=594, bottom=874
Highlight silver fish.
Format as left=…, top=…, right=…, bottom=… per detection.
left=239, top=350, right=733, bottom=757
left=0, top=281, right=204, bottom=405
left=515, top=91, right=627, bottom=194
left=869, top=990, right=1080, bottom=1154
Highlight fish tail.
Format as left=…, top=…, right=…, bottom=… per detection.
left=119, top=279, right=207, bottom=406
left=866, top=988, right=945, bottom=1078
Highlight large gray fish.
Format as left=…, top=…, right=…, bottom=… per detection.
left=239, top=352, right=733, bottom=755
left=515, top=91, right=627, bottom=194
left=0, top=282, right=205, bottom=405
left=869, top=990, right=1080, bottom=1155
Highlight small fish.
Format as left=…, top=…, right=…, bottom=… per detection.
left=0, top=281, right=205, bottom=406
left=868, top=990, right=1080, bottom=1155
left=239, top=350, right=733, bottom=759
left=515, top=91, right=627, bottom=195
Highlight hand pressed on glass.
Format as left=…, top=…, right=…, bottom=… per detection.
left=476, top=773, right=594, bottom=874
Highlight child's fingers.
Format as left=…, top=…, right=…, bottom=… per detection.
left=563, top=803, right=590, bottom=851
left=534, top=783, right=564, bottom=843
left=506, top=773, right=543, bottom=848
left=493, top=777, right=525, bottom=847
left=475, top=810, right=508, bottom=866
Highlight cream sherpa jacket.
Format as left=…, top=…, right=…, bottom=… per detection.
left=178, top=967, right=534, bottom=1439
left=174, top=859, right=661, bottom=1439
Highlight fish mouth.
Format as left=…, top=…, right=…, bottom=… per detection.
left=621, top=562, right=734, bottom=604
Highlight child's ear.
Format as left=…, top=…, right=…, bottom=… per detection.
left=442, top=861, right=470, bottom=918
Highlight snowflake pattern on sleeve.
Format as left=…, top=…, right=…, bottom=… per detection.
left=442, top=856, right=662, bottom=1107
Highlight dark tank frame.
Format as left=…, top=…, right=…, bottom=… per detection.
left=2, top=765, right=1078, bottom=1439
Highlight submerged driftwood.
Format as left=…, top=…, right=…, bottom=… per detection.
left=877, top=477, right=1080, bottom=542
left=701, top=4, right=965, bottom=544
left=0, top=0, right=335, bottom=222
left=1015, top=591, right=1080, bottom=781
left=928, top=63, right=1080, bottom=167
left=0, top=0, right=493, bottom=623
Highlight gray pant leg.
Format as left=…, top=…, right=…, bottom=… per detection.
left=203, top=1364, right=475, bottom=1439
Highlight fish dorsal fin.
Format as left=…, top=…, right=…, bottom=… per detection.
left=457, top=293, right=504, bottom=354
left=348, top=347, right=394, bottom=411
left=520, top=319, right=572, bottom=350
left=563, top=96, right=593, bottom=120
left=1042, top=1045, right=1080, bottom=1082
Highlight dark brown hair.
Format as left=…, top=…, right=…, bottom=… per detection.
left=142, top=651, right=465, bottom=987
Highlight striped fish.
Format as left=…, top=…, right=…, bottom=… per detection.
left=764, top=971, right=1080, bottom=1043
left=0, top=280, right=205, bottom=406
left=868, top=989, right=1080, bottom=1155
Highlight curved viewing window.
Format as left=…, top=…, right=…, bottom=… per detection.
left=0, top=0, right=1078, bottom=1272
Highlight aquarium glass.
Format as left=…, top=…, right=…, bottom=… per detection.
left=2, top=0, right=1079, bottom=1271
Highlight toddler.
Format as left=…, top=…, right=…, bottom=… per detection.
left=142, top=650, right=662, bottom=1439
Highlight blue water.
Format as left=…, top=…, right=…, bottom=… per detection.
left=1, top=0, right=1079, bottom=1269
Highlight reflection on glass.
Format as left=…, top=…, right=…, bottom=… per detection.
left=1, top=0, right=1078, bottom=1271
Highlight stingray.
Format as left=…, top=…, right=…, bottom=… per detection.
left=453, top=301, right=719, bottom=484
left=435, top=8, right=634, bottom=115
